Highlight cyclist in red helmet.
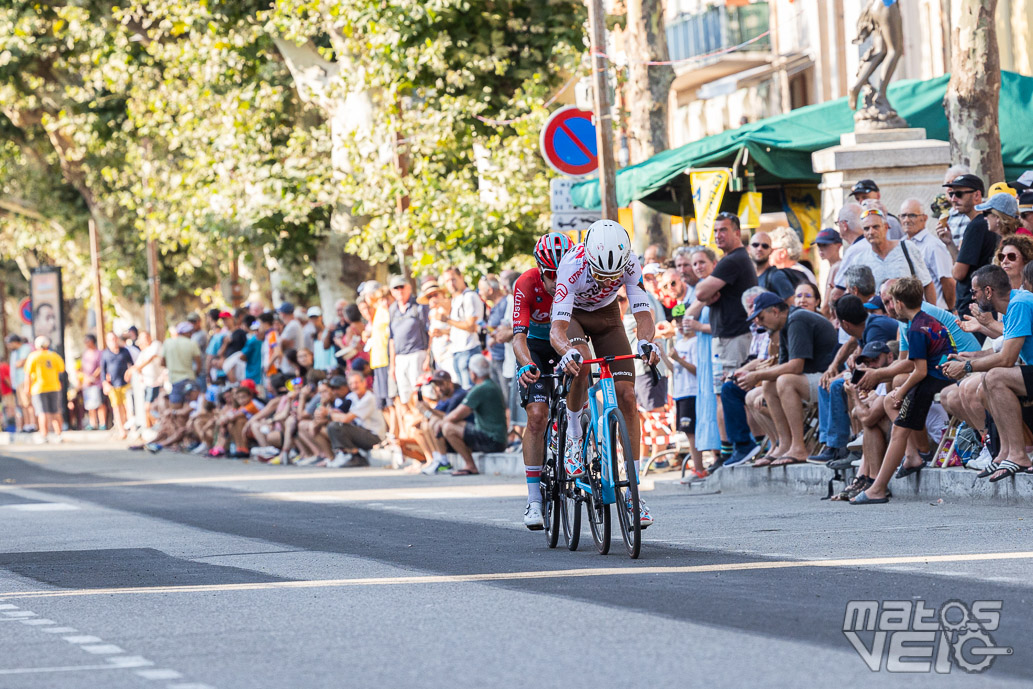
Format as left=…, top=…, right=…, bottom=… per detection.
left=514, top=232, right=572, bottom=529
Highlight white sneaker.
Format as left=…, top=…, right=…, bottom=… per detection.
left=191, top=442, right=209, bottom=456
left=327, top=451, right=351, bottom=468
left=847, top=431, right=864, bottom=451
left=563, top=435, right=585, bottom=477
left=626, top=494, right=654, bottom=527
left=33, top=435, right=46, bottom=445
left=422, top=456, right=453, bottom=475
left=523, top=502, right=545, bottom=530
left=967, top=445, right=993, bottom=471
left=250, top=446, right=279, bottom=460
left=296, top=455, right=321, bottom=466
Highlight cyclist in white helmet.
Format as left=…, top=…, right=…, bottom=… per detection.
left=549, top=219, right=661, bottom=527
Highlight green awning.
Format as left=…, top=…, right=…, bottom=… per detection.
left=570, top=71, right=1033, bottom=215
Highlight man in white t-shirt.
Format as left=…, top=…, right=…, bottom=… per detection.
left=277, top=302, right=301, bottom=375
left=128, top=330, right=164, bottom=427
left=441, top=268, right=485, bottom=389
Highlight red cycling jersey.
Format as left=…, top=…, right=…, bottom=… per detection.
left=511, top=268, right=554, bottom=341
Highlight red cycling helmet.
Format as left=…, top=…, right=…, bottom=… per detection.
left=533, top=232, right=574, bottom=271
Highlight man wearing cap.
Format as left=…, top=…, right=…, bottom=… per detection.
left=737, top=292, right=838, bottom=465
left=418, top=370, right=468, bottom=474
left=849, top=179, right=902, bottom=239
left=162, top=322, right=202, bottom=410
left=301, top=306, right=321, bottom=351
left=813, top=229, right=843, bottom=319
left=24, top=335, right=65, bottom=443
left=1019, top=190, right=1033, bottom=236
left=853, top=206, right=935, bottom=302
left=275, top=302, right=301, bottom=376
left=442, top=268, right=485, bottom=389
left=899, top=197, right=956, bottom=310
left=389, top=276, right=430, bottom=414
left=101, top=332, right=135, bottom=438
left=943, top=173, right=993, bottom=318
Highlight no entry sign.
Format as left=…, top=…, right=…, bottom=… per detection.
left=19, top=297, right=31, bottom=324
left=539, top=106, right=598, bottom=177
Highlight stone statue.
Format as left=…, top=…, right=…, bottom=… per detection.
left=848, top=0, right=908, bottom=131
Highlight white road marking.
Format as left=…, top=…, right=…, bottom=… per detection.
left=64, top=635, right=102, bottom=644
left=21, top=618, right=54, bottom=625
left=107, top=656, right=154, bottom=668
left=41, top=626, right=77, bottom=633
left=0, top=503, right=79, bottom=511
left=167, top=684, right=216, bottom=689
left=3, top=610, right=35, bottom=617
left=80, top=644, right=125, bottom=655
left=136, top=668, right=183, bottom=680
left=0, top=604, right=18, bottom=609
left=0, top=663, right=144, bottom=675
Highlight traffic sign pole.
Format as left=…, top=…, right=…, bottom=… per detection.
left=588, top=0, right=618, bottom=221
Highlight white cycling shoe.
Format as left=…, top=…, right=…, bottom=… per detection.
left=523, top=502, right=545, bottom=530
left=563, top=435, right=585, bottom=477
left=626, top=494, right=654, bottom=528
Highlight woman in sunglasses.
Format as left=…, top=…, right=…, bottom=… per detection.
left=993, top=235, right=1033, bottom=290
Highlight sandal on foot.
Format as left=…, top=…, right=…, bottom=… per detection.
left=850, top=490, right=889, bottom=505
left=989, top=460, right=1027, bottom=483
left=977, top=461, right=1001, bottom=479
left=752, top=455, right=779, bottom=467
left=895, top=462, right=924, bottom=479
left=770, top=456, right=806, bottom=467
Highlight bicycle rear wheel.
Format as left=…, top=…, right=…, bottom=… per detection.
left=610, top=411, right=641, bottom=559
left=542, top=421, right=561, bottom=548
left=584, top=427, right=610, bottom=555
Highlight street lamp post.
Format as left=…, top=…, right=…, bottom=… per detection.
left=587, top=0, right=619, bottom=222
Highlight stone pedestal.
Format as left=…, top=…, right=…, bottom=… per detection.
left=811, top=128, right=951, bottom=227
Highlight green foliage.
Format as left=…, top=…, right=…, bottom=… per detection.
left=0, top=0, right=588, bottom=297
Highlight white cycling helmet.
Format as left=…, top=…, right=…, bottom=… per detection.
left=584, top=219, right=632, bottom=276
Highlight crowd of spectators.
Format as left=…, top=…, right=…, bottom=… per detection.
left=4, top=166, right=1033, bottom=500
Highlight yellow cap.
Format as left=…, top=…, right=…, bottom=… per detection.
left=988, top=182, right=1018, bottom=198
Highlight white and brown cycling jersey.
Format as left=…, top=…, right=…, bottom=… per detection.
left=550, top=244, right=652, bottom=321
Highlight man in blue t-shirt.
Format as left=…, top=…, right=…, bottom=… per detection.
left=949, top=266, right=1033, bottom=480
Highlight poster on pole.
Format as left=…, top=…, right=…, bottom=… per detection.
left=689, top=169, right=730, bottom=248
left=30, top=266, right=65, bottom=355
left=782, top=185, right=822, bottom=249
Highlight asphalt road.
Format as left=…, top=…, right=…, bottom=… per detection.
left=1, top=443, right=1031, bottom=688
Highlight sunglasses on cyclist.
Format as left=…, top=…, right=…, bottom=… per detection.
left=590, top=268, right=623, bottom=283
left=540, top=269, right=557, bottom=280
left=750, top=242, right=770, bottom=250
left=998, top=251, right=1021, bottom=262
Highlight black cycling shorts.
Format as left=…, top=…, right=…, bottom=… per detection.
left=520, top=338, right=558, bottom=407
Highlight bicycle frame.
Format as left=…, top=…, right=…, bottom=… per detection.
left=573, top=354, right=639, bottom=505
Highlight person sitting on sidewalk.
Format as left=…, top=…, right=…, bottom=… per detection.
left=942, top=264, right=1033, bottom=480
left=326, top=370, right=387, bottom=468
left=834, top=341, right=894, bottom=501
left=852, top=278, right=957, bottom=504
left=440, top=355, right=507, bottom=475
left=738, top=292, right=838, bottom=466
left=810, top=294, right=898, bottom=463
left=418, top=371, right=468, bottom=474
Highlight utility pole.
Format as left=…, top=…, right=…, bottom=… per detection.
left=88, top=218, right=105, bottom=345
left=147, top=238, right=164, bottom=339
left=587, top=0, right=618, bottom=221
left=0, top=274, right=8, bottom=343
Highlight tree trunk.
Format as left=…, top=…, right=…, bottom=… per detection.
left=625, top=0, right=675, bottom=255
left=271, top=37, right=375, bottom=308
left=944, top=0, right=1004, bottom=186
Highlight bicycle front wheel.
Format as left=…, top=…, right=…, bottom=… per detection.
left=610, top=411, right=641, bottom=559
left=585, top=426, right=610, bottom=555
